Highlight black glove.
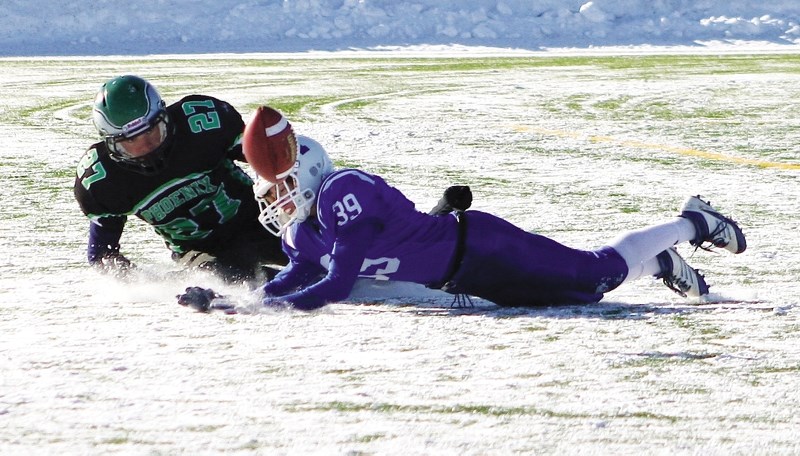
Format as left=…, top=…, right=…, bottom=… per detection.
left=177, top=287, right=222, bottom=313
left=93, top=251, right=136, bottom=279
left=429, top=185, right=473, bottom=215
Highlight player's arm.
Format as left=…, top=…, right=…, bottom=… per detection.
left=74, top=155, right=134, bottom=273
left=262, top=256, right=325, bottom=296
left=267, top=219, right=380, bottom=311
left=86, top=216, right=135, bottom=273
left=213, top=98, right=246, bottom=161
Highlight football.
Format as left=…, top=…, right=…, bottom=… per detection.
left=242, top=106, right=298, bottom=182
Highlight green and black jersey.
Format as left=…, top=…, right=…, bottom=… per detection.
left=74, top=95, right=264, bottom=258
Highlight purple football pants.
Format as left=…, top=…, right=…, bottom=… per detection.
left=443, top=211, right=628, bottom=307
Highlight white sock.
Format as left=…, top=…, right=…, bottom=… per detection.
left=624, top=256, right=665, bottom=283
left=606, top=218, right=697, bottom=284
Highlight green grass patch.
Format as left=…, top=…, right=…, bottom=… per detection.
left=241, top=95, right=342, bottom=118
left=593, top=95, right=632, bottom=111
left=287, top=400, right=681, bottom=423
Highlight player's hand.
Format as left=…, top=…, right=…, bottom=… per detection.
left=95, top=252, right=136, bottom=278
left=177, top=287, right=221, bottom=312
left=262, top=296, right=291, bottom=310
left=429, top=185, right=472, bottom=215
left=444, top=185, right=472, bottom=211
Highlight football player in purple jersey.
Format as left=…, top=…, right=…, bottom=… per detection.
left=191, top=126, right=745, bottom=311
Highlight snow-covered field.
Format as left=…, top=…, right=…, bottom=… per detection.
left=1, top=52, right=799, bottom=454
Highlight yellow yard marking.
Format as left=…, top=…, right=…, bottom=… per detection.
left=514, top=126, right=800, bottom=171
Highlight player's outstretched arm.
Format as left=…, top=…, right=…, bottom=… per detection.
left=265, top=220, right=379, bottom=311
left=262, top=259, right=324, bottom=297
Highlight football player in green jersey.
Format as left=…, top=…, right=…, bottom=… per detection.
left=74, top=75, right=286, bottom=282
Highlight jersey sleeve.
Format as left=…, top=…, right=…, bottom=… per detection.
left=179, top=95, right=245, bottom=162
left=87, top=217, right=126, bottom=263
left=214, top=99, right=246, bottom=161
left=274, top=218, right=380, bottom=311
left=74, top=147, right=129, bottom=263
left=263, top=256, right=325, bottom=296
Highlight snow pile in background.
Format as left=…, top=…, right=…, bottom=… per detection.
left=1, top=0, right=799, bottom=56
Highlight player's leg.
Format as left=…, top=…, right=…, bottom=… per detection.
left=608, top=195, right=745, bottom=275
left=173, top=222, right=288, bottom=283
left=445, top=211, right=628, bottom=306
left=213, top=222, right=288, bottom=282
left=606, top=217, right=695, bottom=280
left=606, top=217, right=710, bottom=297
left=606, top=195, right=744, bottom=298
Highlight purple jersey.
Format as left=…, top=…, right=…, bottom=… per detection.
left=264, top=169, right=459, bottom=309
left=264, top=169, right=629, bottom=310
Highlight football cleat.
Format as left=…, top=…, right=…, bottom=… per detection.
left=655, top=247, right=709, bottom=298
left=680, top=195, right=746, bottom=254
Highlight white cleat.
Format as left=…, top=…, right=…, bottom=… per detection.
left=680, top=195, right=746, bottom=254
left=655, top=247, right=709, bottom=298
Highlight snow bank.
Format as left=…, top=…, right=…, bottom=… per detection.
left=1, top=0, right=799, bottom=55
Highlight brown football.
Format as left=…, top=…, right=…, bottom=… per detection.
left=242, top=106, right=298, bottom=182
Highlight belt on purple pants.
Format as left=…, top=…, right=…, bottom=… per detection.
left=427, top=211, right=468, bottom=290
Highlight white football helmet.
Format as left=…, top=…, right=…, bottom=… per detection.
left=254, top=137, right=334, bottom=236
